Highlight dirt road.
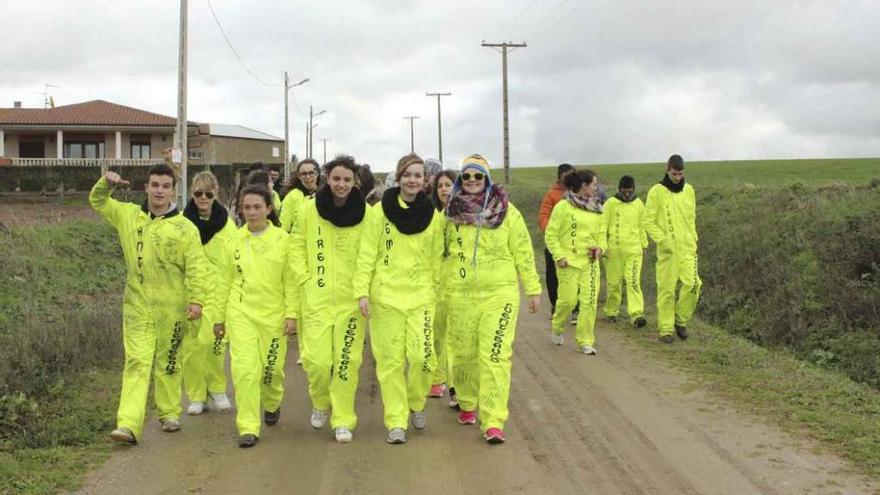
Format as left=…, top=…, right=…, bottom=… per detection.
left=74, top=306, right=877, bottom=495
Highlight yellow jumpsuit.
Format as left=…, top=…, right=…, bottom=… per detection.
left=544, top=200, right=607, bottom=347
left=279, top=188, right=308, bottom=234
left=444, top=203, right=541, bottom=432
left=180, top=217, right=237, bottom=405
left=215, top=224, right=296, bottom=437
left=602, top=196, right=648, bottom=323
left=353, top=200, right=442, bottom=430
left=643, top=182, right=702, bottom=335
left=290, top=201, right=368, bottom=430
left=89, top=177, right=209, bottom=439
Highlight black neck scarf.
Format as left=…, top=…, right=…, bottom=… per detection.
left=315, top=185, right=366, bottom=227
left=382, top=187, right=434, bottom=235
left=183, top=199, right=229, bottom=245
left=660, top=174, right=685, bottom=193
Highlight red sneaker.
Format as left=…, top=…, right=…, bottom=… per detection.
left=457, top=410, right=477, bottom=425
left=428, top=384, right=445, bottom=398
left=484, top=427, right=505, bottom=444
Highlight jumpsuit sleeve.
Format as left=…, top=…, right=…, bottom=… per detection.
left=543, top=202, right=564, bottom=262
left=508, top=206, right=542, bottom=296
left=642, top=186, right=666, bottom=245
left=689, top=187, right=699, bottom=244
left=352, top=207, right=381, bottom=300
left=279, top=190, right=301, bottom=234
left=282, top=234, right=299, bottom=320
left=601, top=199, right=615, bottom=255
left=88, top=176, right=124, bottom=228
left=597, top=211, right=609, bottom=253
left=638, top=201, right=649, bottom=250
left=431, top=212, right=444, bottom=297
left=182, top=226, right=211, bottom=309
left=213, top=237, right=234, bottom=325
left=538, top=189, right=555, bottom=232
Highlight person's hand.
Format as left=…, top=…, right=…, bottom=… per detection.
left=527, top=295, right=541, bottom=314
left=557, top=258, right=569, bottom=268
left=283, top=318, right=297, bottom=336
left=359, top=297, right=370, bottom=319
left=213, top=323, right=226, bottom=338
left=186, top=304, right=203, bottom=320
left=105, top=172, right=129, bottom=187
left=589, top=247, right=604, bottom=261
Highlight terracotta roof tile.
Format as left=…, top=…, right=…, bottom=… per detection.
left=0, top=100, right=192, bottom=126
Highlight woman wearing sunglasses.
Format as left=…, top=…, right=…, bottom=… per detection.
left=429, top=170, right=459, bottom=407
left=180, top=171, right=237, bottom=416
left=354, top=154, right=442, bottom=445
left=544, top=169, right=606, bottom=355
left=280, top=159, right=321, bottom=233
left=444, top=154, right=542, bottom=444
left=213, top=185, right=296, bottom=448
left=289, top=155, right=369, bottom=444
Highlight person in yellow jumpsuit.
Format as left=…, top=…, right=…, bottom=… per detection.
left=354, top=154, right=442, bottom=445
left=279, top=159, right=321, bottom=366
left=642, top=154, right=701, bottom=343
left=290, top=155, right=368, bottom=444
left=429, top=170, right=458, bottom=407
left=180, top=171, right=237, bottom=416
left=213, top=185, right=296, bottom=448
left=544, top=169, right=607, bottom=354
left=602, top=175, right=648, bottom=328
left=89, top=165, right=210, bottom=445
left=444, top=154, right=542, bottom=444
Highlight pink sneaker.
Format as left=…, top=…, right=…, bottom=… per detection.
left=428, top=384, right=445, bottom=398
left=457, top=410, right=477, bottom=425
left=484, top=427, right=506, bottom=444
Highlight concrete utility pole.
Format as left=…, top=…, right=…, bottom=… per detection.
left=482, top=41, right=527, bottom=184
left=309, top=105, right=326, bottom=159
left=305, top=122, right=310, bottom=159
left=319, top=138, right=331, bottom=164
left=426, top=92, right=451, bottom=163
left=404, top=116, right=419, bottom=153
left=175, top=0, right=189, bottom=205
left=284, top=73, right=309, bottom=181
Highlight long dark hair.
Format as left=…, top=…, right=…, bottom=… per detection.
left=431, top=170, right=457, bottom=210
left=284, top=159, right=322, bottom=194
left=238, top=184, right=281, bottom=227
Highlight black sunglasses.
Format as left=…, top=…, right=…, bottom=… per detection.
left=193, top=190, right=215, bottom=199
left=461, top=172, right=485, bottom=181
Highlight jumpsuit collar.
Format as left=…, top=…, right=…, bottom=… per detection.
left=382, top=187, right=434, bottom=235
left=660, top=174, right=686, bottom=193
left=141, top=201, right=180, bottom=219
left=614, top=191, right=637, bottom=203
left=315, top=184, right=366, bottom=227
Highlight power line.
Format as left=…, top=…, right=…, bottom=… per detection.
left=204, top=0, right=280, bottom=87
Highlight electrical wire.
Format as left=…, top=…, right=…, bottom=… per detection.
left=204, top=0, right=281, bottom=87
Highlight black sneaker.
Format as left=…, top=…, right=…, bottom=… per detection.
left=264, top=408, right=281, bottom=426
left=607, top=315, right=618, bottom=323
left=239, top=434, right=258, bottom=448
left=633, top=316, right=647, bottom=328
left=658, top=334, right=675, bottom=344
left=675, top=324, right=689, bottom=340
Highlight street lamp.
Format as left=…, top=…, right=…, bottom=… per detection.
left=309, top=106, right=327, bottom=159
left=284, top=74, right=309, bottom=180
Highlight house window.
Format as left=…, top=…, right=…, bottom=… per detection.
left=64, top=142, right=105, bottom=159
left=188, top=150, right=204, bottom=160
left=131, top=142, right=151, bottom=159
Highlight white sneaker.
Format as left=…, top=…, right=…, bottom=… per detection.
left=335, top=426, right=353, bottom=443
left=209, top=392, right=232, bottom=412
left=186, top=401, right=205, bottom=415
left=579, top=345, right=598, bottom=355
left=310, top=409, right=329, bottom=429
left=410, top=411, right=427, bottom=430
left=550, top=332, right=564, bottom=345
left=386, top=427, right=407, bottom=444
left=160, top=418, right=180, bottom=432
left=296, top=357, right=302, bottom=365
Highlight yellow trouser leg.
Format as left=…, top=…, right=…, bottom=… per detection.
left=204, top=330, right=229, bottom=395
left=405, top=306, right=436, bottom=413
left=656, top=249, right=679, bottom=335
left=675, top=254, right=702, bottom=327
left=153, top=317, right=185, bottom=422
left=603, top=253, right=625, bottom=317
left=478, top=290, right=519, bottom=432
left=552, top=267, right=579, bottom=336
left=180, top=319, right=207, bottom=403
left=575, top=262, right=600, bottom=348
left=623, top=252, right=645, bottom=322
left=431, top=299, right=450, bottom=386
left=301, top=315, right=333, bottom=412
left=448, top=293, right=480, bottom=413
left=259, top=328, right=287, bottom=414
left=228, top=313, right=264, bottom=436
left=329, top=309, right=365, bottom=430
left=116, top=315, right=156, bottom=439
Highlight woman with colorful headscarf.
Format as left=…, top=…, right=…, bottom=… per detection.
left=443, top=154, right=541, bottom=444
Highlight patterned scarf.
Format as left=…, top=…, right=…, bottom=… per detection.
left=565, top=190, right=603, bottom=213
left=445, top=185, right=509, bottom=228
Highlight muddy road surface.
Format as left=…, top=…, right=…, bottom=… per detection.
left=75, top=305, right=877, bottom=495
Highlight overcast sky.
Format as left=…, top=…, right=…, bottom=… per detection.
left=2, top=0, right=878, bottom=172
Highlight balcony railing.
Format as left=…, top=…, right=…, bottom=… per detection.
left=5, top=158, right=165, bottom=167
